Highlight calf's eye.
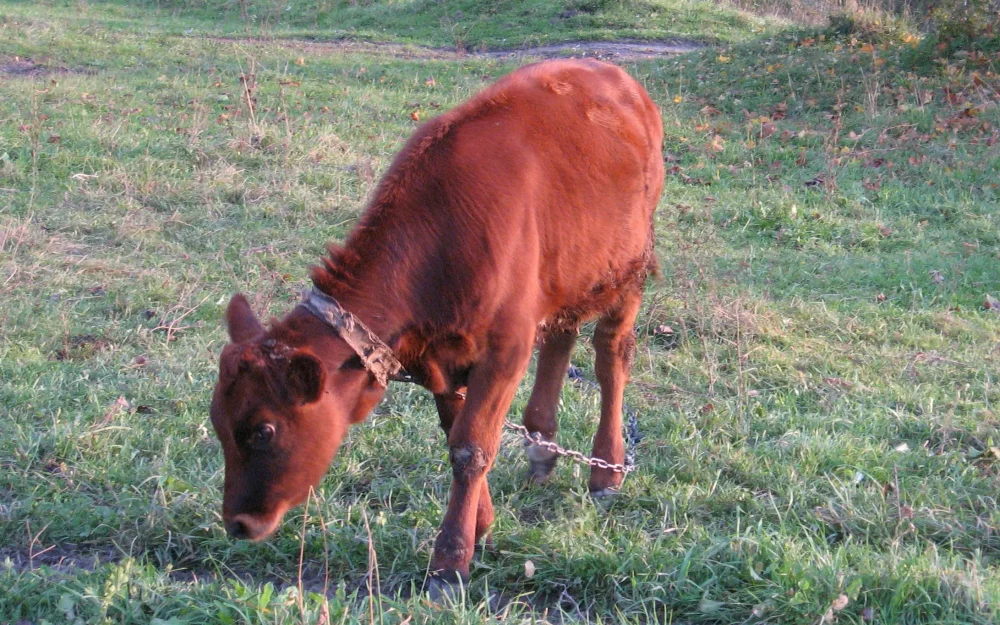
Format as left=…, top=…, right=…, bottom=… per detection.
left=250, top=423, right=276, bottom=449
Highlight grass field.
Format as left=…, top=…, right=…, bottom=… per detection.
left=2, top=1, right=1000, bottom=623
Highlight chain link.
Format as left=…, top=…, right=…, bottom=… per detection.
left=503, top=366, right=642, bottom=475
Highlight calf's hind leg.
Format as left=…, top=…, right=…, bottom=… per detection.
left=588, top=289, right=642, bottom=496
left=522, top=328, right=577, bottom=483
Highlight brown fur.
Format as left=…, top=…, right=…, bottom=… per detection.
left=209, top=59, right=664, bottom=586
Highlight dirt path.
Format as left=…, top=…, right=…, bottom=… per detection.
left=481, top=39, right=706, bottom=60
left=2, top=37, right=704, bottom=77
left=203, top=36, right=706, bottom=61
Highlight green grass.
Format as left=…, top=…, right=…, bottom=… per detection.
left=2, top=1, right=1000, bottom=623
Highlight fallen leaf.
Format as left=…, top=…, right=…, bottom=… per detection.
left=706, top=134, right=725, bottom=152
left=831, top=594, right=850, bottom=612
left=101, top=396, right=130, bottom=425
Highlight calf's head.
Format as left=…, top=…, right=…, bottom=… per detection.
left=209, top=295, right=385, bottom=540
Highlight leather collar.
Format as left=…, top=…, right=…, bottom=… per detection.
left=299, top=288, right=413, bottom=387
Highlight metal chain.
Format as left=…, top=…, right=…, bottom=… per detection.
left=503, top=365, right=642, bottom=475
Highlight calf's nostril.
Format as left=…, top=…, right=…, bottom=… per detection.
left=226, top=518, right=249, bottom=539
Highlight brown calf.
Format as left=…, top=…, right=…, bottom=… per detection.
left=209, top=58, right=664, bottom=592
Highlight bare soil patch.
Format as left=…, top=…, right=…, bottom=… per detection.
left=0, top=58, right=82, bottom=78
left=0, top=542, right=333, bottom=591
left=0, top=545, right=120, bottom=575
left=52, top=334, right=109, bottom=361
left=0, top=59, right=49, bottom=76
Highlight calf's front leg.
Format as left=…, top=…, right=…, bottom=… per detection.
left=434, top=391, right=494, bottom=552
left=427, top=336, right=532, bottom=593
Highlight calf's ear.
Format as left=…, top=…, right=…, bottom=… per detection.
left=226, top=294, right=264, bottom=344
left=286, top=352, right=326, bottom=405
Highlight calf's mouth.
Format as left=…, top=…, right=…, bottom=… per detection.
left=224, top=507, right=287, bottom=541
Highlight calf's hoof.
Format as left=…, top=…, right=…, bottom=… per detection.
left=588, top=486, right=620, bottom=500
left=525, top=439, right=558, bottom=484
left=425, top=575, right=465, bottom=605
left=588, top=466, right=623, bottom=497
